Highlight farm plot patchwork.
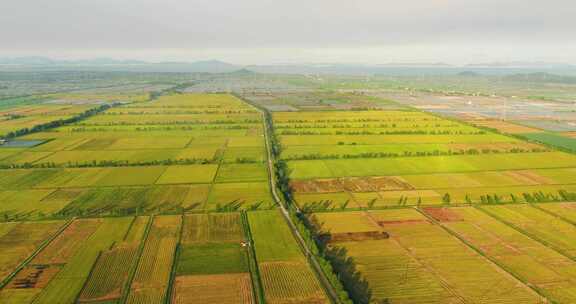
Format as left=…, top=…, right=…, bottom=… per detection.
left=248, top=210, right=328, bottom=304
left=0, top=212, right=308, bottom=304
left=243, top=91, right=402, bottom=111
left=313, top=209, right=542, bottom=303
left=0, top=217, right=139, bottom=304
left=127, top=215, right=181, bottom=304
left=172, top=213, right=254, bottom=304
left=0, top=94, right=274, bottom=219
left=0, top=221, right=66, bottom=284
left=0, top=103, right=98, bottom=138
left=273, top=110, right=576, bottom=209
left=423, top=206, right=576, bottom=303
left=479, top=204, right=576, bottom=258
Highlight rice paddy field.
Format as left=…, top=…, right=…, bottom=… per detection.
left=423, top=205, right=576, bottom=303
left=3, top=79, right=576, bottom=304
left=313, top=208, right=544, bottom=303
left=0, top=93, right=274, bottom=219
left=241, top=91, right=402, bottom=112
left=0, top=103, right=100, bottom=138
left=248, top=210, right=329, bottom=304
left=0, top=211, right=330, bottom=304
left=172, top=213, right=254, bottom=304
left=272, top=109, right=576, bottom=209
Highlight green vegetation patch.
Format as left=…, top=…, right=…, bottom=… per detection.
left=156, top=164, right=218, bottom=184
left=522, top=132, right=576, bottom=152
left=248, top=210, right=303, bottom=262
left=215, top=163, right=268, bottom=183
left=176, top=243, right=248, bottom=275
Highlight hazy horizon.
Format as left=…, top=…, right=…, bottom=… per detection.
left=2, top=0, right=576, bottom=65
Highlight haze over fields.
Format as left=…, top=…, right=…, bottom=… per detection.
left=1, top=0, right=576, bottom=64
left=3, top=1, right=576, bottom=304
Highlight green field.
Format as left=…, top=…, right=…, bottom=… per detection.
left=0, top=94, right=274, bottom=218
left=3, top=83, right=576, bottom=304
left=248, top=210, right=328, bottom=303
left=522, top=132, right=576, bottom=152
left=274, top=110, right=576, bottom=209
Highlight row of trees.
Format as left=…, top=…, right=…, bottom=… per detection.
left=276, top=123, right=452, bottom=129
left=250, top=96, right=371, bottom=304
left=68, top=124, right=255, bottom=133
left=101, top=109, right=254, bottom=115
left=283, top=118, right=432, bottom=124
left=283, top=148, right=547, bottom=161
left=0, top=198, right=275, bottom=222
left=0, top=156, right=260, bottom=169
left=297, top=189, right=576, bottom=213
left=280, top=130, right=485, bottom=136
left=75, top=118, right=260, bottom=126
left=2, top=103, right=115, bottom=140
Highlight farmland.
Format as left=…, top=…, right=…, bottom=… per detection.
left=256, top=89, right=576, bottom=303
left=0, top=211, right=329, bottom=304
left=2, top=69, right=576, bottom=304
left=172, top=213, right=254, bottom=304
left=0, top=93, right=274, bottom=220
left=270, top=109, right=576, bottom=209
left=248, top=210, right=329, bottom=304
left=312, top=209, right=542, bottom=303
left=424, top=205, right=576, bottom=303
left=0, top=89, right=329, bottom=304
left=0, top=102, right=103, bottom=138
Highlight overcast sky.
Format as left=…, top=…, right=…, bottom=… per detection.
left=1, top=0, right=575, bottom=64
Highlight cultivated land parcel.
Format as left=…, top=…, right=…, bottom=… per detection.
left=0, top=93, right=328, bottom=304
left=274, top=110, right=576, bottom=208
left=2, top=87, right=576, bottom=304
left=265, top=93, right=576, bottom=303
left=0, top=93, right=275, bottom=219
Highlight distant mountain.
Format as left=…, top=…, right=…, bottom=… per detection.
left=1, top=56, right=576, bottom=76
left=0, top=56, right=56, bottom=65
left=458, top=71, right=481, bottom=77
left=74, top=58, right=147, bottom=65
left=466, top=62, right=575, bottom=69
left=0, top=56, right=146, bottom=65
left=504, top=72, right=576, bottom=84
left=0, top=57, right=241, bottom=73
left=173, top=60, right=239, bottom=72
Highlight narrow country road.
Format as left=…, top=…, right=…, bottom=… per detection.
left=246, top=95, right=342, bottom=304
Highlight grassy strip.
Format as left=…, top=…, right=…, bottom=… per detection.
left=415, top=207, right=553, bottom=303
left=0, top=218, right=74, bottom=289
left=164, top=214, right=184, bottom=304
left=241, top=211, right=266, bottom=304
left=119, top=216, right=153, bottom=304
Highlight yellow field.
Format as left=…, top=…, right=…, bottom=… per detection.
left=172, top=273, right=254, bottom=304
